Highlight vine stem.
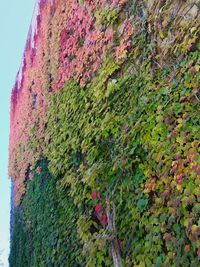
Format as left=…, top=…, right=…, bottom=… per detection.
left=106, top=197, right=123, bottom=267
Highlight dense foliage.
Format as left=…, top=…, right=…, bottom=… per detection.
left=10, top=159, right=85, bottom=267
left=10, top=0, right=200, bottom=266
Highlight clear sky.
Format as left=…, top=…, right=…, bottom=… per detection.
left=0, top=1, right=35, bottom=266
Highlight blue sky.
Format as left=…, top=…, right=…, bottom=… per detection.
left=0, top=1, right=35, bottom=266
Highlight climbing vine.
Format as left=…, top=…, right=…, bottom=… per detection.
left=9, top=0, right=200, bottom=266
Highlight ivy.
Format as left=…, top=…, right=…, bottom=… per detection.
left=10, top=159, right=85, bottom=267
left=9, top=0, right=200, bottom=266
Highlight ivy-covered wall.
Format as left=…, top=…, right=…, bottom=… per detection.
left=9, top=0, right=200, bottom=266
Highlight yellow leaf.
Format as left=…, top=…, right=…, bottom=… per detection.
left=176, top=136, right=184, bottom=145
left=190, top=27, right=196, bottom=34
left=195, top=65, right=200, bottom=72
left=177, top=118, right=183, bottom=125
left=176, top=184, right=183, bottom=192
left=159, top=30, right=164, bottom=39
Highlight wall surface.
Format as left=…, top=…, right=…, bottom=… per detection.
left=9, top=0, right=200, bottom=266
